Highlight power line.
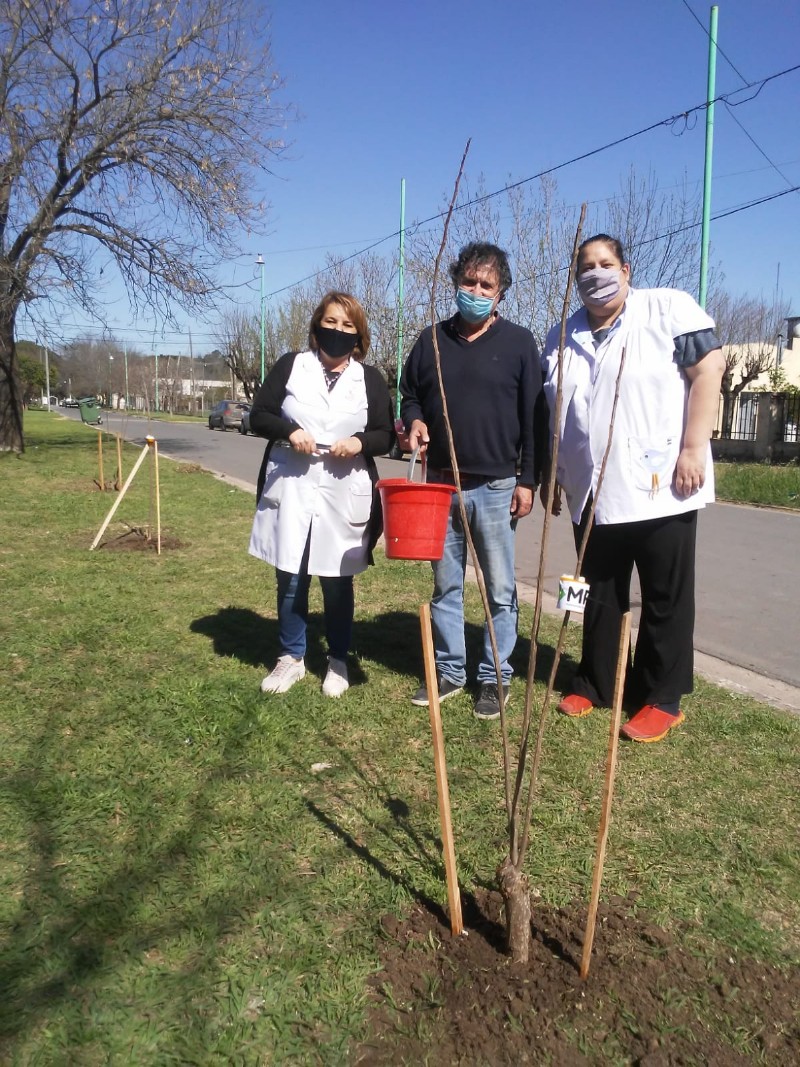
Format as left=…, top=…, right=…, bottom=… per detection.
left=678, top=0, right=748, bottom=82
left=678, top=0, right=793, bottom=189
left=265, top=60, right=800, bottom=299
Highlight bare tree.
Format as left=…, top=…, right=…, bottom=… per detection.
left=403, top=167, right=703, bottom=352
left=600, top=167, right=704, bottom=293
left=0, top=0, right=290, bottom=451
left=709, top=291, right=789, bottom=437
left=60, top=335, right=127, bottom=402
left=216, top=306, right=260, bottom=401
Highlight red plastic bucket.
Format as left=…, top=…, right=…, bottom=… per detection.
left=377, top=449, right=456, bottom=561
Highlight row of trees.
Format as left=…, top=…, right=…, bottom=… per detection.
left=2, top=1, right=789, bottom=450
left=215, top=169, right=791, bottom=433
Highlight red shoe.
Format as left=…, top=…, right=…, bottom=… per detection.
left=558, top=694, right=594, bottom=718
left=620, top=705, right=685, bottom=743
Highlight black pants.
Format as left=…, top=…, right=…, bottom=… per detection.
left=570, top=508, right=697, bottom=709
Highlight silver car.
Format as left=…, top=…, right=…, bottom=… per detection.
left=208, top=399, right=249, bottom=431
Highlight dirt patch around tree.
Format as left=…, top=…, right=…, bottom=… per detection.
left=358, top=889, right=798, bottom=1065
left=94, top=524, right=185, bottom=552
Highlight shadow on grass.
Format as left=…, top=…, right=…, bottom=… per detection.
left=306, top=800, right=449, bottom=927
left=189, top=606, right=578, bottom=692
left=0, top=700, right=279, bottom=1046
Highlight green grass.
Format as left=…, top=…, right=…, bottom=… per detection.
left=1, top=411, right=798, bottom=1064
left=715, top=459, right=800, bottom=509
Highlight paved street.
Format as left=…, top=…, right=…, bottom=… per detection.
left=69, top=409, right=800, bottom=708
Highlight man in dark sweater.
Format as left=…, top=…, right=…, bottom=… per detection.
left=399, top=242, right=543, bottom=720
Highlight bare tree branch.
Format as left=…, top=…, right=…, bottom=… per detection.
left=1, top=0, right=292, bottom=451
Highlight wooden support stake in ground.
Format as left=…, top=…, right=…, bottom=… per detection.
left=580, top=611, right=632, bottom=980
left=89, top=436, right=156, bottom=551
left=96, top=429, right=105, bottom=490
left=420, top=602, right=463, bottom=936
left=153, top=438, right=161, bottom=554
left=115, top=433, right=123, bottom=491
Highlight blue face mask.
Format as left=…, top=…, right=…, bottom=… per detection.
left=455, top=288, right=496, bottom=323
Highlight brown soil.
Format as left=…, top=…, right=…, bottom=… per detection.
left=96, top=525, right=185, bottom=552
left=358, top=889, right=798, bottom=1066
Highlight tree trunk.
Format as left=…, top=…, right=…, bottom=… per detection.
left=720, top=388, right=733, bottom=439
left=497, top=856, right=531, bottom=963
left=0, top=310, right=24, bottom=454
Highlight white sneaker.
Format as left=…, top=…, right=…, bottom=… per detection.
left=322, top=657, right=349, bottom=698
left=260, top=655, right=305, bottom=694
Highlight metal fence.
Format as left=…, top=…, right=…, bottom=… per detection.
left=715, top=390, right=800, bottom=447
left=716, top=391, right=758, bottom=441
left=784, top=392, right=800, bottom=442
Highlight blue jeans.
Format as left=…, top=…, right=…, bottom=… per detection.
left=429, top=474, right=519, bottom=686
left=276, top=539, right=354, bottom=660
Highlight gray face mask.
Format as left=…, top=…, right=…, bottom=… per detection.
left=577, top=267, right=622, bottom=307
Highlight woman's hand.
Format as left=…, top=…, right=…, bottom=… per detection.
left=288, top=428, right=316, bottom=454
left=328, top=436, right=363, bottom=459
left=674, top=446, right=707, bottom=497
left=676, top=348, right=725, bottom=497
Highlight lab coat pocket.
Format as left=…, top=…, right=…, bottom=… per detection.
left=347, top=483, right=373, bottom=525
left=628, top=436, right=679, bottom=496
left=260, top=462, right=284, bottom=509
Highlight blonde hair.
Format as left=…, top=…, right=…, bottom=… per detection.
left=308, top=291, right=371, bottom=360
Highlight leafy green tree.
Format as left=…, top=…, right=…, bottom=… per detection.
left=18, top=353, right=46, bottom=405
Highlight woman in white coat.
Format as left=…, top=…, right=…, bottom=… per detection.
left=249, top=292, right=394, bottom=697
left=541, top=235, right=726, bottom=742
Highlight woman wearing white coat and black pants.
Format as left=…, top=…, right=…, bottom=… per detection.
left=541, top=235, right=726, bottom=742
left=249, top=292, right=394, bottom=697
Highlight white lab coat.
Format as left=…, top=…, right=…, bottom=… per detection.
left=248, top=351, right=374, bottom=576
left=542, top=288, right=717, bottom=525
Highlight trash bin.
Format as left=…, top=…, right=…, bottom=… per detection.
left=78, top=397, right=102, bottom=425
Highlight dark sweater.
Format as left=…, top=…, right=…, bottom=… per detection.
left=399, top=315, right=543, bottom=485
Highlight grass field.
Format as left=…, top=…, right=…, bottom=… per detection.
left=1, top=412, right=798, bottom=1063
left=715, top=459, right=800, bottom=509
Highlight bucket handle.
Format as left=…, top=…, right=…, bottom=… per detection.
left=407, top=445, right=428, bottom=484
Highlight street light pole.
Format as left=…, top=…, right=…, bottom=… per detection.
left=256, top=253, right=265, bottom=383
left=123, top=342, right=129, bottom=410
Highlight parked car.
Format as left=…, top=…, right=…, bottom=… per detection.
left=238, top=409, right=252, bottom=435
left=60, top=397, right=79, bottom=408
left=208, top=399, right=249, bottom=431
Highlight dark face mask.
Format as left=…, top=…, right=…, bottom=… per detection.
left=316, top=326, right=359, bottom=360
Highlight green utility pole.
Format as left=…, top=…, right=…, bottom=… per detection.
left=257, top=253, right=265, bottom=383
left=395, top=178, right=406, bottom=421
left=699, top=4, right=718, bottom=309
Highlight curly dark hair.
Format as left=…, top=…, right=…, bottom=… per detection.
left=448, top=242, right=512, bottom=295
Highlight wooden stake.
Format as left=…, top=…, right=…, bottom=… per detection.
left=420, top=603, right=463, bottom=936
left=97, top=430, right=105, bottom=490
left=580, top=611, right=631, bottom=980
left=153, top=438, right=161, bottom=555
left=89, top=438, right=153, bottom=550
left=115, top=433, right=123, bottom=491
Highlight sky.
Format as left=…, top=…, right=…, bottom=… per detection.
left=23, top=0, right=800, bottom=356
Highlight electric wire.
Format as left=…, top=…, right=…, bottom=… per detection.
left=678, top=0, right=794, bottom=189
left=23, top=61, right=800, bottom=344
left=264, top=61, right=800, bottom=300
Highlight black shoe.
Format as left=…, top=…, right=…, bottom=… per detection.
left=474, top=682, right=511, bottom=721
left=411, top=676, right=464, bottom=707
